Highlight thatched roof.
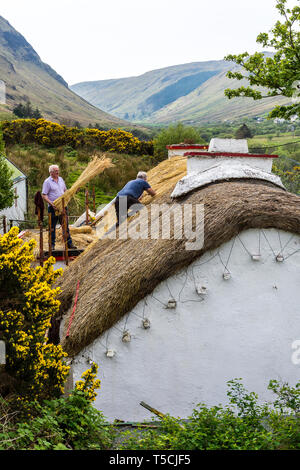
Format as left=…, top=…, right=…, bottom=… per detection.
left=57, top=161, right=300, bottom=356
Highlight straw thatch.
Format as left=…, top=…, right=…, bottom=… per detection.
left=93, top=155, right=187, bottom=238
left=141, top=155, right=187, bottom=204
left=54, top=155, right=114, bottom=214
left=57, top=177, right=300, bottom=357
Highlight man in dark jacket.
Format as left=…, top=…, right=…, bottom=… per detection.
left=115, top=171, right=156, bottom=226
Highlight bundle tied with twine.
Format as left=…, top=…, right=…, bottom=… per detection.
left=53, top=155, right=114, bottom=214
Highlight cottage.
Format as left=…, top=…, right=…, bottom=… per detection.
left=0, top=157, right=27, bottom=233
left=56, top=139, right=300, bottom=422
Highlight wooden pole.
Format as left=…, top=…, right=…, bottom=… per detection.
left=85, top=189, right=89, bottom=225
left=2, top=216, right=6, bottom=234
left=48, top=212, right=52, bottom=257
left=62, top=198, right=69, bottom=266
left=139, top=401, right=165, bottom=419
left=38, top=207, right=44, bottom=266
left=92, top=186, right=96, bottom=214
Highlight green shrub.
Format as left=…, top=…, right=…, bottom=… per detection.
left=0, top=390, right=114, bottom=450
left=153, top=122, right=205, bottom=161
left=119, top=379, right=300, bottom=451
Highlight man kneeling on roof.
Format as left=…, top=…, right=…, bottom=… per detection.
left=115, top=171, right=156, bottom=226
left=42, top=164, right=77, bottom=251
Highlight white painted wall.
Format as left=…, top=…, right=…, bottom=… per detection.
left=208, top=138, right=249, bottom=153
left=0, top=177, right=27, bottom=232
left=187, top=155, right=274, bottom=174
left=70, top=228, right=300, bottom=422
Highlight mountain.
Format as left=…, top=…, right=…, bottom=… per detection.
left=71, top=61, right=230, bottom=122
left=71, top=60, right=290, bottom=125
left=0, top=16, right=129, bottom=128
left=146, top=69, right=290, bottom=124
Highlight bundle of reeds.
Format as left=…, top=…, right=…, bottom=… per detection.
left=69, top=225, right=92, bottom=234
left=22, top=226, right=98, bottom=253
left=53, top=155, right=114, bottom=214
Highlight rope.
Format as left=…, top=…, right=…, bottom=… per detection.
left=65, top=280, right=80, bottom=338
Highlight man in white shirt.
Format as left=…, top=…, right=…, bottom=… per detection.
left=42, top=164, right=76, bottom=250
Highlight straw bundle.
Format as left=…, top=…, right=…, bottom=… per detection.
left=69, top=225, right=92, bottom=234
left=22, top=226, right=98, bottom=254
left=54, top=155, right=114, bottom=214
left=56, top=179, right=300, bottom=357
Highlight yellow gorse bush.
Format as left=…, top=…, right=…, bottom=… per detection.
left=0, top=227, right=69, bottom=404
left=75, top=362, right=101, bottom=402
left=1, top=118, right=154, bottom=155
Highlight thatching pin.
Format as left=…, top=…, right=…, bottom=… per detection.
left=142, top=318, right=151, bottom=329
left=122, top=330, right=131, bottom=342
left=223, top=272, right=231, bottom=280
left=106, top=349, right=115, bottom=358
left=195, top=284, right=207, bottom=296
left=167, top=299, right=177, bottom=309
left=276, top=254, right=284, bottom=262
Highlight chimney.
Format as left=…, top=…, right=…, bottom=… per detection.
left=171, top=138, right=284, bottom=198
left=185, top=138, right=276, bottom=174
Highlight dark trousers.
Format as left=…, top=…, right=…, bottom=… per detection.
left=48, top=205, right=72, bottom=247
left=114, top=195, right=141, bottom=226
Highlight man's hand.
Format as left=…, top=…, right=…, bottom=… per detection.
left=146, top=188, right=156, bottom=197
left=42, top=193, right=57, bottom=210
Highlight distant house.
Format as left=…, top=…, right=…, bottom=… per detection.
left=0, top=157, right=27, bottom=233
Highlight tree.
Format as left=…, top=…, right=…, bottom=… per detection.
left=153, top=122, right=205, bottom=161
left=224, top=0, right=300, bottom=120
left=235, top=124, right=252, bottom=139
left=13, top=101, right=42, bottom=119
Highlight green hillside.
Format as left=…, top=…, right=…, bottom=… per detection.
left=71, top=60, right=230, bottom=121
left=148, top=70, right=291, bottom=124
left=71, top=60, right=292, bottom=125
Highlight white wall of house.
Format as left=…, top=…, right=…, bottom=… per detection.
left=70, top=228, right=300, bottom=422
left=0, top=176, right=27, bottom=233
left=187, top=155, right=274, bottom=174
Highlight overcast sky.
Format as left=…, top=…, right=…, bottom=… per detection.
left=0, top=0, right=290, bottom=85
